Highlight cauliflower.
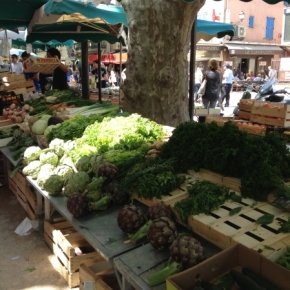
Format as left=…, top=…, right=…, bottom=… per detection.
left=54, top=165, right=74, bottom=183
left=49, top=138, right=65, bottom=157
left=63, top=171, right=90, bottom=197
left=22, top=160, right=42, bottom=179
left=39, top=151, right=59, bottom=166
left=37, top=164, right=55, bottom=189
left=42, top=175, right=64, bottom=196
left=23, top=146, right=42, bottom=164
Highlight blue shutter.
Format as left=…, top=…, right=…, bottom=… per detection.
left=248, top=16, right=254, bottom=28
left=265, top=17, right=274, bottom=40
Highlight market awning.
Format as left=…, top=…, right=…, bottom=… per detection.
left=27, top=2, right=127, bottom=44
left=88, top=52, right=128, bottom=64
left=0, top=0, right=48, bottom=29
left=225, top=43, right=284, bottom=55
left=196, top=19, right=234, bottom=41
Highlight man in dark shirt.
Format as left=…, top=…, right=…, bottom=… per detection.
left=46, top=48, right=69, bottom=90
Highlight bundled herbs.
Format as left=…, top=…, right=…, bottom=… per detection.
left=159, top=122, right=290, bottom=201
left=174, top=180, right=232, bottom=223
left=120, top=159, right=184, bottom=199
left=277, top=247, right=290, bottom=270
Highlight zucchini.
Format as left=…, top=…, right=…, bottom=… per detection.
left=242, top=268, right=281, bottom=290
left=231, top=270, right=265, bottom=290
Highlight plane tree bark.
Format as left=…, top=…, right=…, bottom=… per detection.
left=120, top=0, right=204, bottom=127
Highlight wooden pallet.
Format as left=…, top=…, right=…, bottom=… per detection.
left=44, top=220, right=104, bottom=288
left=188, top=199, right=290, bottom=257
left=132, top=175, right=194, bottom=207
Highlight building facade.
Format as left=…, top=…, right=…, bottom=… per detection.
left=197, top=0, right=290, bottom=79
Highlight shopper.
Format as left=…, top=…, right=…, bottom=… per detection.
left=21, top=51, right=41, bottom=92
left=194, top=63, right=204, bottom=102
left=200, top=59, right=221, bottom=109
left=10, top=54, right=23, bottom=74
left=221, top=64, right=234, bottom=107
left=46, top=47, right=69, bottom=91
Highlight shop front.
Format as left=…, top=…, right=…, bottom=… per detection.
left=223, top=43, right=284, bottom=79
left=196, top=43, right=223, bottom=67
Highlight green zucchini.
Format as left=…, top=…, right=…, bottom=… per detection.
left=231, top=270, right=265, bottom=290
left=242, top=268, right=281, bottom=290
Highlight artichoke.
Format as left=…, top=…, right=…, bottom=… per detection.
left=148, top=204, right=173, bottom=220
left=117, top=204, right=146, bottom=234
left=67, top=193, right=89, bottom=218
left=42, top=174, right=64, bottom=196
left=63, top=171, right=90, bottom=197
left=148, top=217, right=177, bottom=250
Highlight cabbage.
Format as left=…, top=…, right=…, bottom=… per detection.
left=31, top=119, right=48, bottom=135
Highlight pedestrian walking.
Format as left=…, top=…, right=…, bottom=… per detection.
left=222, top=64, right=234, bottom=107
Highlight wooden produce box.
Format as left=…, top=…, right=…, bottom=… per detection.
left=188, top=199, right=290, bottom=257
left=232, top=119, right=267, bottom=136
left=79, top=261, right=120, bottom=290
left=132, top=174, right=194, bottom=207
left=194, top=107, right=220, bottom=116
left=238, top=99, right=255, bottom=120
left=44, top=220, right=104, bottom=288
left=23, top=57, right=59, bottom=74
left=8, top=170, right=38, bottom=220
left=250, top=101, right=290, bottom=127
left=188, top=169, right=241, bottom=192
left=166, top=244, right=290, bottom=290
left=205, top=116, right=232, bottom=127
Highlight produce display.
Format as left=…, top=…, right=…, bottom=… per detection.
left=160, top=121, right=290, bottom=201
left=2, top=103, right=32, bottom=123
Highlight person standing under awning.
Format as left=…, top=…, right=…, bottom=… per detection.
left=10, top=54, right=23, bottom=74
left=46, top=47, right=69, bottom=91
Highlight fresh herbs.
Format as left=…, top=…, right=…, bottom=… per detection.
left=174, top=180, right=232, bottom=223
left=160, top=122, right=290, bottom=201
left=278, top=217, right=290, bottom=233
left=277, top=247, right=290, bottom=270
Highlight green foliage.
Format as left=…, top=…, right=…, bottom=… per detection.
left=174, top=180, right=232, bottom=223
left=160, top=122, right=290, bottom=200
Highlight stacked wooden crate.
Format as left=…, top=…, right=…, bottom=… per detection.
left=44, top=219, right=105, bottom=288
left=238, top=99, right=255, bottom=120
left=7, top=169, right=38, bottom=220
left=250, top=101, right=290, bottom=127
left=0, top=73, right=34, bottom=95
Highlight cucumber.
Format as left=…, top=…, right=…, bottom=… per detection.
left=242, top=268, right=281, bottom=290
left=230, top=270, right=265, bottom=290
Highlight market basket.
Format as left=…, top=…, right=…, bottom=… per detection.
left=23, top=57, right=60, bottom=74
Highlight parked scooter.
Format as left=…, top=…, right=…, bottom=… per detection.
left=233, top=79, right=290, bottom=116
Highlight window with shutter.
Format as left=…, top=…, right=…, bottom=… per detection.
left=248, top=16, right=254, bottom=28
left=265, top=17, right=275, bottom=40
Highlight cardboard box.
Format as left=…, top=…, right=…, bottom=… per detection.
left=166, top=244, right=290, bottom=290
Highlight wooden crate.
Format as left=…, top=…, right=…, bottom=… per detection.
left=23, top=57, right=60, bottom=74
left=132, top=175, right=194, bottom=207
left=79, top=261, right=120, bottom=290
left=188, top=169, right=241, bottom=193
left=1, top=80, right=34, bottom=91
left=250, top=101, right=290, bottom=128
left=188, top=200, right=290, bottom=257
left=8, top=171, right=38, bottom=220
left=238, top=110, right=251, bottom=120
left=44, top=220, right=104, bottom=288
left=239, top=99, right=255, bottom=111
left=232, top=120, right=267, bottom=136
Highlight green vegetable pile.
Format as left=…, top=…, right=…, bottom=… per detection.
left=174, top=180, right=232, bottom=223
left=160, top=122, right=290, bottom=200
left=277, top=247, right=290, bottom=270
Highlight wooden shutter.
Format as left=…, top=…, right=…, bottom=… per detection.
left=265, top=17, right=275, bottom=40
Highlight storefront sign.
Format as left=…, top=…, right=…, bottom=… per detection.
left=259, top=61, right=267, bottom=66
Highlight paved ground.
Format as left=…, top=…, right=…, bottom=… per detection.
left=0, top=185, right=74, bottom=290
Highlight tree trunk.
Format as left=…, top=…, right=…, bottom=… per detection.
left=121, top=0, right=204, bottom=127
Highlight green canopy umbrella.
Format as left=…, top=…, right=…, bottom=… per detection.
left=0, top=0, right=48, bottom=29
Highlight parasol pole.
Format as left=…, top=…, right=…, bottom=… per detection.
left=81, top=41, right=89, bottom=99
left=119, top=42, right=122, bottom=110
left=189, top=17, right=197, bottom=121
left=97, top=42, right=102, bottom=102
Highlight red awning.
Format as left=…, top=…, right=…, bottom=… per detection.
left=88, top=53, right=127, bottom=64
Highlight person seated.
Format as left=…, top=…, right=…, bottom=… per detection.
left=253, top=74, right=264, bottom=82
